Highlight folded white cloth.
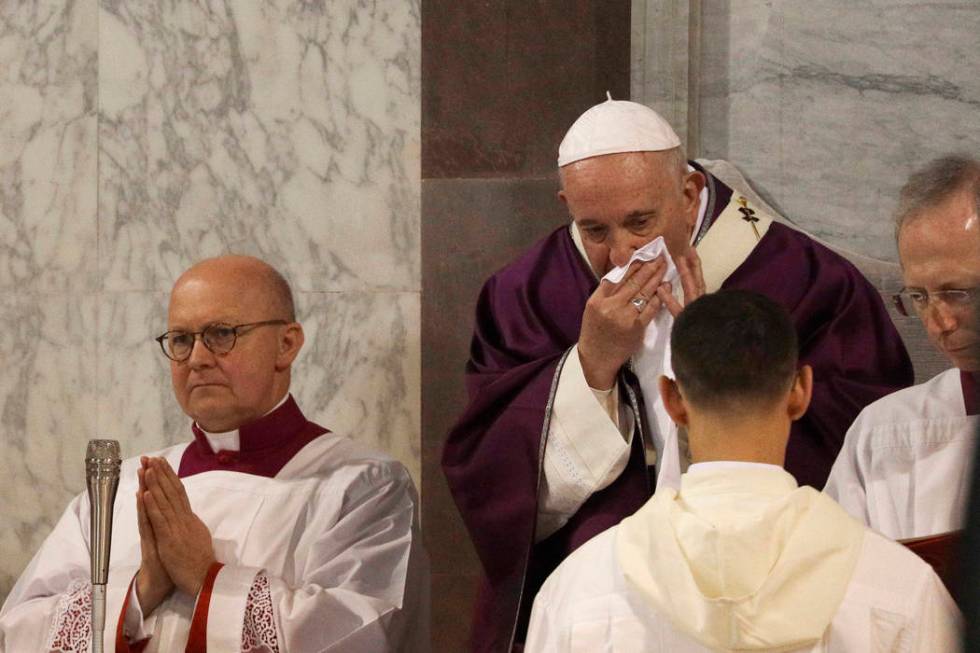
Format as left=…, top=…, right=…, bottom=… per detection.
left=602, top=237, right=683, bottom=489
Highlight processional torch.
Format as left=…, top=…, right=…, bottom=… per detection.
left=86, top=439, right=121, bottom=653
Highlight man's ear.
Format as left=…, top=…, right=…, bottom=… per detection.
left=275, top=323, right=305, bottom=371
left=659, top=375, right=689, bottom=428
left=557, top=189, right=568, bottom=207
left=682, top=170, right=706, bottom=226
left=787, top=364, right=813, bottom=421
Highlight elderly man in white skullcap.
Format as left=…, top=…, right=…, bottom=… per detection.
left=442, top=97, right=914, bottom=652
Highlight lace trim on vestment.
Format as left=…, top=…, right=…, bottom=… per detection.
left=45, top=578, right=91, bottom=652
left=41, top=571, right=279, bottom=652
left=242, top=571, right=280, bottom=652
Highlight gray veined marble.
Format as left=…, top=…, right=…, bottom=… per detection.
left=0, top=1, right=98, bottom=293
left=0, top=292, right=99, bottom=597
left=97, top=0, right=420, bottom=293
left=634, top=0, right=980, bottom=262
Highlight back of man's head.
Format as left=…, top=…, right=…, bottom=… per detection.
left=671, top=290, right=798, bottom=412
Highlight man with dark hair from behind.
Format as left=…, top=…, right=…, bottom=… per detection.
left=525, top=290, right=959, bottom=652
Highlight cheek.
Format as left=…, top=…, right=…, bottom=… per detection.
left=170, top=362, right=186, bottom=388
left=219, top=355, right=275, bottom=398
left=582, top=241, right=610, bottom=273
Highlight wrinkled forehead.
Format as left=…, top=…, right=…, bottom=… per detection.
left=167, top=274, right=271, bottom=327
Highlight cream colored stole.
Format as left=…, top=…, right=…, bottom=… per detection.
left=696, top=194, right=774, bottom=292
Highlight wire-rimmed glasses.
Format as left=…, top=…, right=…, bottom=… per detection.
left=892, top=288, right=979, bottom=317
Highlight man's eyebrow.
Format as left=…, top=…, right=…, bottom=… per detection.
left=167, top=318, right=238, bottom=330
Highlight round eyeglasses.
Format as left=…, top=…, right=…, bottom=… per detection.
left=892, top=287, right=979, bottom=317
left=155, top=320, right=289, bottom=362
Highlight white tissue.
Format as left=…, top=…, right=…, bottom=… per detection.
left=601, top=236, right=684, bottom=489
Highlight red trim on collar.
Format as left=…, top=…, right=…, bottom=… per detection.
left=963, top=370, right=978, bottom=416
left=179, top=395, right=328, bottom=479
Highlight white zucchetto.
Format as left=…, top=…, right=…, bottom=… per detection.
left=558, top=93, right=681, bottom=167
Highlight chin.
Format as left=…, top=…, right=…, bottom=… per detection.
left=193, top=414, right=239, bottom=433
left=186, top=401, right=237, bottom=432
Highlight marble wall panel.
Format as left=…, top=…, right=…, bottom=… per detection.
left=0, top=1, right=97, bottom=292
left=0, top=0, right=420, bottom=603
left=98, top=0, right=420, bottom=293
left=630, top=0, right=691, bottom=149
left=0, top=0, right=99, bottom=600
left=695, top=1, right=980, bottom=261
left=0, top=292, right=98, bottom=595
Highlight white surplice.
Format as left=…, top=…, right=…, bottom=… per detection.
left=0, top=432, right=429, bottom=652
left=824, top=368, right=979, bottom=539
left=526, top=463, right=960, bottom=653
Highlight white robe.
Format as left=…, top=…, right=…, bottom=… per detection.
left=526, top=463, right=960, bottom=653
left=824, top=368, right=979, bottom=539
left=0, top=432, right=429, bottom=652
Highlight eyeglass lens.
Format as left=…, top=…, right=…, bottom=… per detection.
left=166, top=325, right=238, bottom=359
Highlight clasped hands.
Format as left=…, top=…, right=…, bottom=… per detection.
left=134, top=457, right=216, bottom=616
left=579, top=249, right=706, bottom=390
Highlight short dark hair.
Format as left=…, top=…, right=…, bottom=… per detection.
left=671, top=290, right=798, bottom=409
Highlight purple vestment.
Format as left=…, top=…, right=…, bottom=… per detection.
left=442, top=169, right=914, bottom=652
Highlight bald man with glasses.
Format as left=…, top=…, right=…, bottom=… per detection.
left=826, top=155, right=979, bottom=549
left=1, top=255, right=429, bottom=652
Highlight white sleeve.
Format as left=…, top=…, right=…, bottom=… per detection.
left=537, top=345, right=636, bottom=541
left=823, top=414, right=872, bottom=527
left=525, top=584, right=561, bottom=653
left=910, top=571, right=962, bottom=652
left=122, top=582, right=155, bottom=641
left=0, top=493, right=137, bottom=652
left=203, top=464, right=428, bottom=653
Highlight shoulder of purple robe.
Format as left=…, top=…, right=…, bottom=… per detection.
left=468, top=226, right=596, bottom=376
left=723, top=223, right=915, bottom=487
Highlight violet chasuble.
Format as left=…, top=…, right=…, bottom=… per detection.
left=443, top=164, right=914, bottom=652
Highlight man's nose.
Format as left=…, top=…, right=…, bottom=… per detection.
left=608, top=237, right=636, bottom=269
left=186, top=335, right=216, bottom=368
left=922, top=300, right=959, bottom=337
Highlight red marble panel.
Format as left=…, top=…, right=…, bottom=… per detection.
left=423, top=1, right=631, bottom=178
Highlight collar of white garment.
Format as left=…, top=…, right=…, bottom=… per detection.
left=616, top=460, right=865, bottom=651
left=196, top=393, right=291, bottom=453
left=686, top=459, right=781, bottom=474
left=570, top=164, right=708, bottom=278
